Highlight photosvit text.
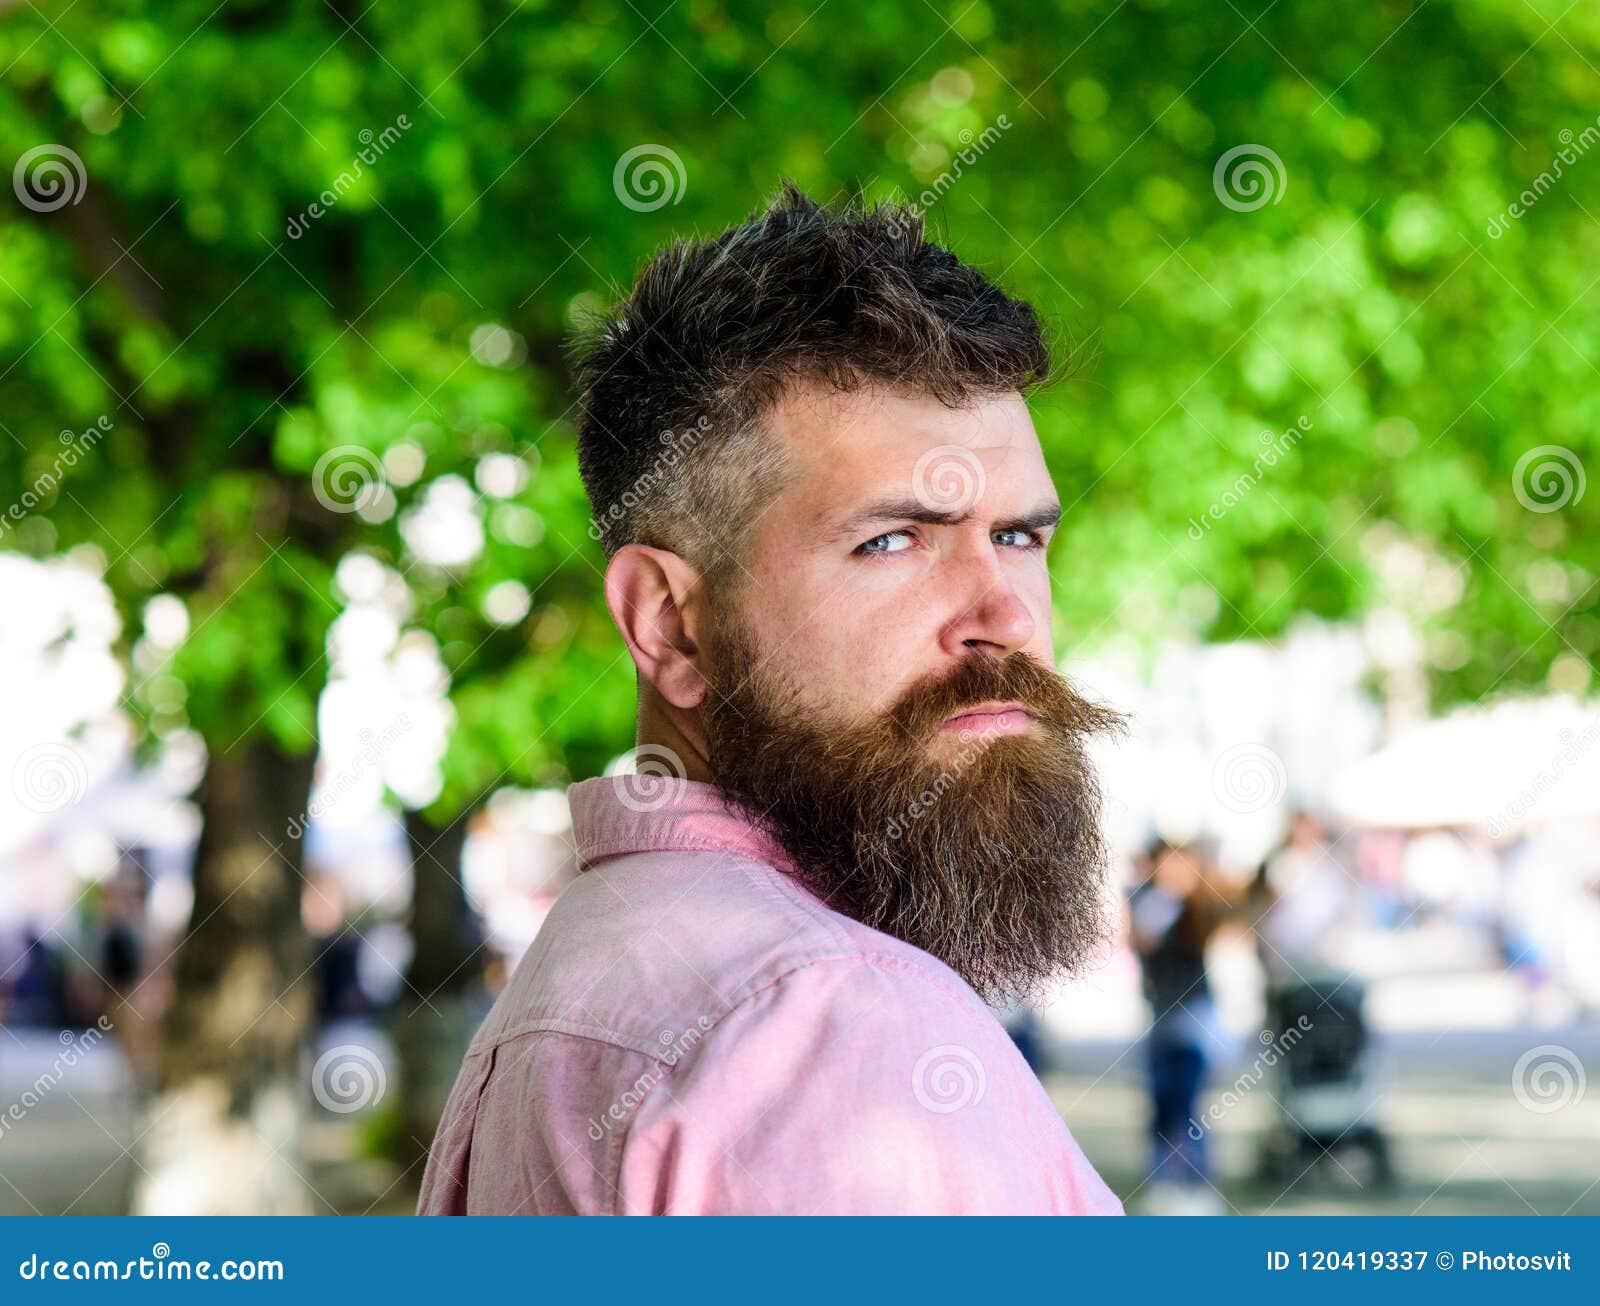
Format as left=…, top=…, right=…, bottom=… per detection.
left=1266, top=1249, right=1572, bottom=1272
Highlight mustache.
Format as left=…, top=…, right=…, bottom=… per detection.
left=882, top=651, right=1128, bottom=744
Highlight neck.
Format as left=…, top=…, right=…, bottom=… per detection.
left=636, top=689, right=717, bottom=785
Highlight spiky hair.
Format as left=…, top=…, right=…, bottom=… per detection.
left=573, top=183, right=1051, bottom=579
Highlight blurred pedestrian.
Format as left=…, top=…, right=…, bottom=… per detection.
left=1128, top=839, right=1232, bottom=1213
left=1255, top=810, right=1352, bottom=988
left=1251, top=813, right=1391, bottom=1190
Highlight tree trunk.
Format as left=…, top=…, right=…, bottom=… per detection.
left=132, top=740, right=316, bottom=1215
left=393, top=806, right=482, bottom=1178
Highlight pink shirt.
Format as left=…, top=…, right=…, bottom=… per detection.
left=418, top=776, right=1123, bottom=1216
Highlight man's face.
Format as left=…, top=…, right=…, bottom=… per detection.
left=696, top=382, right=1122, bottom=1002
left=728, top=382, right=1059, bottom=747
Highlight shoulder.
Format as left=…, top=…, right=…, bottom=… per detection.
left=696, top=948, right=1039, bottom=1111
left=480, top=846, right=970, bottom=1051
left=617, top=951, right=1115, bottom=1214
left=701, top=947, right=1056, bottom=1143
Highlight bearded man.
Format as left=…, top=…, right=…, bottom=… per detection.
left=419, top=185, right=1126, bottom=1216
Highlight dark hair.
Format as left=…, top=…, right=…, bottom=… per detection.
left=572, top=183, right=1052, bottom=576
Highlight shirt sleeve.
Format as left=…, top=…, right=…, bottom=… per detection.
left=614, top=955, right=1123, bottom=1215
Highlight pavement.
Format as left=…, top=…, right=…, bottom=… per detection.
left=4, top=963, right=1596, bottom=1215
left=1050, top=1021, right=1600, bottom=1216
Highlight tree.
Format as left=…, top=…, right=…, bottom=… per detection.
left=3, top=0, right=1595, bottom=1210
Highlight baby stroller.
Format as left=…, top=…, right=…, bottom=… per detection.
left=1257, top=975, right=1393, bottom=1190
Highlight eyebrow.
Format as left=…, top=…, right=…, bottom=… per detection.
left=826, top=497, right=1062, bottom=544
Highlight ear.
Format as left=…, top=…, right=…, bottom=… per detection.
left=603, top=544, right=709, bottom=710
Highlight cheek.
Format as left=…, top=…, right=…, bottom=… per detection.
left=808, top=635, right=923, bottom=720
left=739, top=563, right=937, bottom=712
left=1020, top=569, right=1057, bottom=659
left=813, top=571, right=961, bottom=711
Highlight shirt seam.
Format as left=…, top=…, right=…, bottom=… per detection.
left=475, top=1016, right=685, bottom=1061
left=733, top=860, right=978, bottom=1010
left=481, top=947, right=976, bottom=1064
left=578, top=836, right=784, bottom=872
left=736, top=851, right=856, bottom=952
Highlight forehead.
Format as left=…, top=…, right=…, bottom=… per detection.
left=761, top=382, right=1051, bottom=527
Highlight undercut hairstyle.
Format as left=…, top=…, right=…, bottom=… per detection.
left=572, top=183, right=1054, bottom=585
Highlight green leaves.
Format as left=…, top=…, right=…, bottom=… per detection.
left=2, top=0, right=1596, bottom=806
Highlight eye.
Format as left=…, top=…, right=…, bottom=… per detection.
left=993, top=527, right=1046, bottom=550
left=855, top=529, right=916, bottom=556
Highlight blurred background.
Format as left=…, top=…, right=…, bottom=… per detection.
left=1, top=0, right=1598, bottom=1216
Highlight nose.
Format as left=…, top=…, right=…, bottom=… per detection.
left=937, top=548, right=1038, bottom=658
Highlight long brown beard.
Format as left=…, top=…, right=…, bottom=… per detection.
left=702, top=620, right=1126, bottom=1005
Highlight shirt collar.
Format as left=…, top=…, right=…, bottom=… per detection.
left=567, top=775, right=798, bottom=876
